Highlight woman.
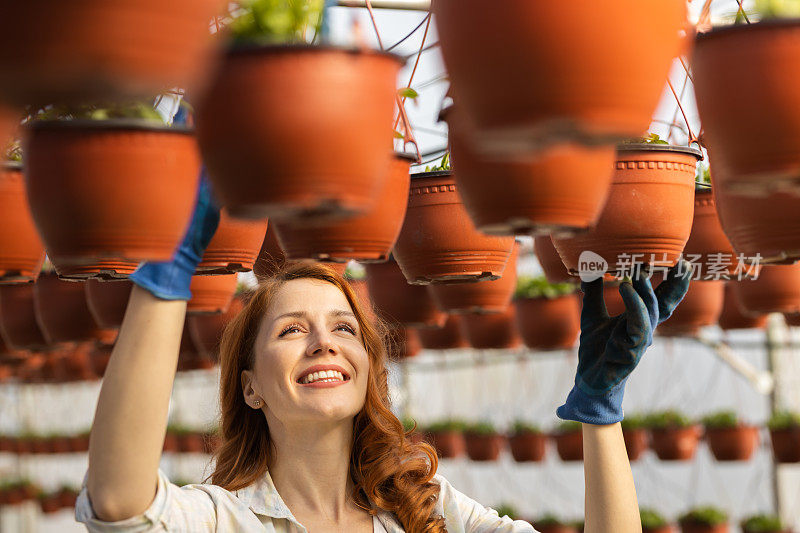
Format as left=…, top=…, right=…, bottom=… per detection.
left=77, top=178, right=691, bottom=532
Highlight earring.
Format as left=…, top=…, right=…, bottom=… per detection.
left=254, top=400, right=261, bottom=408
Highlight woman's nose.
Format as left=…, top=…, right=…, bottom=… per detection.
left=306, top=330, right=337, bottom=357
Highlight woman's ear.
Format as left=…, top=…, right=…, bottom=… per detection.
left=241, top=370, right=261, bottom=408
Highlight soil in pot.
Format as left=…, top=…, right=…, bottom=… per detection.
left=552, top=144, right=699, bottom=276
left=188, top=294, right=244, bottom=361
left=554, top=429, right=583, bottom=462
left=187, top=275, right=237, bottom=315
left=33, top=272, right=108, bottom=344
left=273, top=153, right=412, bottom=263
left=657, top=279, right=724, bottom=338
left=623, top=428, right=649, bottom=462
left=0, top=283, right=48, bottom=350
left=197, top=46, right=401, bottom=221
left=514, top=294, right=580, bottom=351
left=84, top=280, right=133, bottom=330
left=0, top=162, right=45, bottom=283
left=364, top=259, right=446, bottom=328
left=459, top=307, right=521, bottom=350
left=718, top=282, right=767, bottom=331
left=683, top=186, right=739, bottom=279
left=508, top=431, right=547, bottom=462
left=770, top=428, right=800, bottom=463
left=732, top=264, right=800, bottom=314
left=650, top=426, right=701, bottom=461
left=535, top=236, right=573, bottom=284
left=706, top=426, right=760, bottom=461
left=464, top=432, right=506, bottom=461
left=197, top=209, right=268, bottom=274
left=426, top=430, right=465, bottom=459
left=416, top=315, right=470, bottom=350
left=393, top=171, right=515, bottom=284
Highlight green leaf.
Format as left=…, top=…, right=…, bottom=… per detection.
left=398, top=87, right=419, bottom=99
left=393, top=130, right=405, bottom=139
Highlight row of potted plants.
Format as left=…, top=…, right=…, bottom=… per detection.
left=641, top=507, right=790, bottom=533
left=0, top=480, right=79, bottom=511
left=36, top=487, right=81, bottom=514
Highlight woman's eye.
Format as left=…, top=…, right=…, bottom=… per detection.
left=335, top=323, right=356, bottom=335
left=278, top=325, right=302, bottom=337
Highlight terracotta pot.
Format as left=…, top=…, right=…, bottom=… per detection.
left=253, top=225, right=287, bottom=281
left=533, top=525, right=579, bottom=533
left=679, top=522, right=729, bottom=533
left=69, top=434, right=91, bottom=453
left=601, top=281, right=628, bottom=317
left=197, top=210, right=268, bottom=274
left=187, top=274, right=237, bottom=315
left=650, top=426, right=701, bottom=461
left=163, top=431, right=179, bottom=452
left=508, top=431, right=547, bottom=462
left=188, top=295, right=243, bottom=360
left=386, top=327, right=422, bottom=359
left=657, top=280, right=724, bottom=338
left=719, top=283, right=767, bottom=331
left=0, top=283, right=48, bottom=350
left=62, top=342, right=97, bottom=382
left=535, top=236, right=573, bottom=283
left=25, top=120, right=201, bottom=277
left=273, top=153, right=412, bottom=262
left=0, top=162, right=45, bottom=283
left=514, top=294, right=580, bottom=350
left=39, top=494, right=62, bottom=514
left=770, top=427, right=800, bottom=463
left=733, top=264, right=800, bottom=314
left=394, top=171, right=515, bottom=284
left=34, top=272, right=106, bottom=344
left=429, top=244, right=518, bottom=314
left=55, top=258, right=140, bottom=282
left=427, top=430, right=465, bottom=458
left=554, top=430, right=583, bottom=461
left=693, top=21, right=800, bottom=196
left=644, top=527, right=677, bottom=533
left=464, top=432, right=506, bottom=461
left=705, top=425, right=759, bottom=461
left=460, top=307, right=521, bottom=349
left=197, top=46, right=401, bottom=221
left=623, top=428, right=649, bottom=461
left=432, top=0, right=688, bottom=153
left=552, top=145, right=699, bottom=275
left=177, top=433, right=205, bottom=453
left=85, top=280, right=133, bottom=330
left=684, top=187, right=739, bottom=279
left=0, top=0, right=222, bottom=106
left=365, top=260, right=446, bottom=328
left=416, top=315, right=470, bottom=350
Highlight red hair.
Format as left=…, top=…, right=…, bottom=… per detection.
left=208, top=262, right=445, bottom=533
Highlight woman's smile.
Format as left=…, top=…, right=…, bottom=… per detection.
left=297, top=364, right=351, bottom=387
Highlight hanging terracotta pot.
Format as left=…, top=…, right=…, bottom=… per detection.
left=733, top=264, right=800, bottom=314
left=273, top=153, right=413, bottom=262
left=683, top=186, right=739, bottom=279
left=187, top=274, right=237, bottom=315
left=623, top=428, right=649, bottom=462
left=0, top=161, right=45, bottom=284
left=56, top=258, right=140, bottom=282
left=650, top=426, right=701, bottom=461
left=657, top=280, right=724, bottom=338
left=770, top=427, right=800, bottom=463
left=552, top=145, right=699, bottom=275
left=705, top=426, right=760, bottom=461
left=426, top=429, right=465, bottom=459
left=416, top=315, right=470, bottom=350
left=394, top=171, right=515, bottom=284
left=188, top=294, right=244, bottom=361
left=386, top=327, right=421, bottom=359
left=364, top=259, right=446, bottom=328
left=443, top=106, right=615, bottom=235
left=429, top=244, right=518, bottom=314
left=25, top=120, right=201, bottom=278
left=84, top=280, right=133, bottom=330
left=600, top=280, right=628, bottom=317
left=253, top=226, right=287, bottom=281
left=534, top=236, right=572, bottom=284
left=693, top=21, right=800, bottom=196
left=0, top=0, right=223, bottom=106
left=33, top=272, right=108, bottom=344
left=197, top=46, right=402, bottom=221
left=554, top=429, right=583, bottom=462
left=464, top=431, right=506, bottom=461
left=514, top=294, right=580, bottom=350
left=432, top=1, right=688, bottom=153
left=197, top=210, right=268, bottom=274
left=719, top=282, right=767, bottom=331
left=460, top=307, right=520, bottom=349
left=0, top=283, right=48, bottom=350
left=508, top=430, right=546, bottom=462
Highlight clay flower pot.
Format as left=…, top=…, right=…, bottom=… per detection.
left=429, top=245, right=518, bottom=314
left=535, top=236, right=572, bottom=283
left=55, top=258, right=140, bottom=282
left=719, top=282, right=767, bottom=331
left=253, top=225, right=287, bottom=281
left=693, top=21, right=800, bottom=196
left=464, top=432, right=506, bottom=461
left=554, top=429, right=583, bottom=462
left=623, top=428, right=649, bottom=461
left=426, top=430, right=465, bottom=459
left=553, top=145, right=699, bottom=275
left=657, top=280, right=724, bottom=338
left=534, top=524, right=580, bottom=533
left=416, top=315, right=470, bottom=350
left=650, top=426, right=701, bottom=461
left=197, top=46, right=402, bottom=221
left=460, top=307, right=520, bottom=349
left=197, top=209, right=268, bottom=274
left=432, top=0, right=688, bottom=153
left=25, top=120, right=201, bottom=279
left=706, top=426, right=760, bottom=461
left=0, top=162, right=45, bottom=283
left=514, top=294, right=580, bottom=350
left=770, top=427, right=800, bottom=463
left=644, top=527, right=677, bottom=533
left=0, top=0, right=222, bottom=106
left=33, top=272, right=107, bottom=344
left=386, top=327, right=422, bottom=359
left=683, top=187, right=739, bottom=279
left=733, top=264, right=800, bottom=314
left=188, top=295, right=244, bottom=360
left=187, top=275, right=237, bottom=315
left=508, top=431, right=547, bottom=462
left=365, top=260, right=446, bottom=328
left=600, top=281, right=628, bottom=317
left=163, top=431, right=179, bottom=453
left=0, top=283, right=48, bottom=350
left=85, top=280, right=133, bottom=330
left=394, top=171, right=515, bottom=284
left=39, top=493, right=62, bottom=514
left=177, top=432, right=205, bottom=454
left=273, top=153, right=412, bottom=262
left=679, top=522, right=729, bottom=533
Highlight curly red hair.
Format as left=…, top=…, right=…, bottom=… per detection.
left=208, top=262, right=445, bottom=533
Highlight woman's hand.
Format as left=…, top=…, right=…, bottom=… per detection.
left=557, top=261, right=692, bottom=425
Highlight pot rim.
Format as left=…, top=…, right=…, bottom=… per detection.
left=226, top=42, right=406, bottom=65
left=25, top=118, right=193, bottom=134
left=617, top=143, right=703, bottom=159
left=2, top=160, right=21, bottom=170
left=410, top=170, right=453, bottom=180
left=696, top=18, right=800, bottom=42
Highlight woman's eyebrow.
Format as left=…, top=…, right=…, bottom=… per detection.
left=330, top=309, right=356, bottom=319
left=274, top=311, right=307, bottom=321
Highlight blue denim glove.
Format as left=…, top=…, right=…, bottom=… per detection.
left=129, top=171, right=220, bottom=300
left=557, top=261, right=692, bottom=425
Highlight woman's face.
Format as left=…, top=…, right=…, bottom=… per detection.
left=243, top=278, right=370, bottom=427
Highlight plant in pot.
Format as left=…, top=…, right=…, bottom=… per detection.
left=641, top=508, right=675, bottom=533
left=554, top=420, right=583, bottom=462
left=732, top=264, right=800, bottom=314
left=621, top=414, right=650, bottom=462
left=197, top=209, right=268, bottom=274
left=741, top=513, right=791, bottom=533
left=459, top=306, right=521, bottom=350
left=513, top=275, right=580, bottom=350
left=701, top=410, right=760, bottom=461
left=768, top=410, right=800, bottom=463
left=415, top=315, right=470, bottom=350
left=718, top=282, right=767, bottom=331
left=38, top=490, right=62, bottom=514
left=532, top=514, right=581, bottom=533
left=656, top=277, right=724, bottom=338
left=508, top=420, right=546, bottom=462
left=646, top=410, right=701, bottom=461
left=364, top=259, right=446, bottom=329
left=463, top=421, right=506, bottom=462
left=535, top=236, right=573, bottom=283
left=678, top=506, right=729, bottom=533
left=425, top=420, right=466, bottom=459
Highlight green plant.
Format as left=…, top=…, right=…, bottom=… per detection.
left=465, top=421, right=497, bottom=435
left=621, top=414, right=648, bottom=431
left=644, top=410, right=694, bottom=429
left=425, top=420, right=467, bottom=433
left=640, top=508, right=669, bottom=529
left=623, top=133, right=669, bottom=145
left=29, top=102, right=165, bottom=123
left=401, top=418, right=418, bottom=432
left=756, top=0, right=800, bottom=19
left=741, top=513, right=786, bottom=533
left=701, top=410, right=740, bottom=429
left=228, top=0, right=325, bottom=45
left=235, top=282, right=253, bottom=296
left=533, top=514, right=566, bottom=527
left=557, top=420, right=582, bottom=433
left=424, top=152, right=450, bottom=172
left=493, top=504, right=518, bottom=520
left=511, top=420, right=542, bottom=435
left=679, top=506, right=729, bottom=527
left=768, top=410, right=800, bottom=430
left=696, top=162, right=711, bottom=186
left=344, top=264, right=366, bottom=281
left=4, top=140, right=20, bottom=162
left=514, top=276, right=577, bottom=300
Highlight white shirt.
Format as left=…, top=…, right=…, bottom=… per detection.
left=75, top=468, right=538, bottom=532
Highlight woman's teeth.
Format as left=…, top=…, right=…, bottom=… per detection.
left=301, top=370, right=346, bottom=384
